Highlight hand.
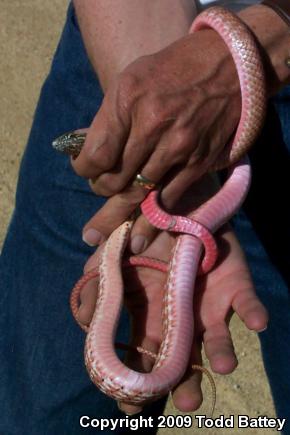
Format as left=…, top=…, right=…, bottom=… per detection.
left=76, top=183, right=268, bottom=415
left=71, top=28, right=241, bottom=251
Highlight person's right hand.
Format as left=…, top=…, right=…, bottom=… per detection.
left=71, top=26, right=242, bottom=251
left=71, top=3, right=290, bottom=254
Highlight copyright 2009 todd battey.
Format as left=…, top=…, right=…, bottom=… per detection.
left=79, top=414, right=286, bottom=431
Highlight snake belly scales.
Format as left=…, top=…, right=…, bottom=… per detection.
left=52, top=7, right=266, bottom=409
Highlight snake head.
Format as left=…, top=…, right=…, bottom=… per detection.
left=52, top=131, right=87, bottom=157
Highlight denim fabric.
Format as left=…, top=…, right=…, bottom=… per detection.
left=238, top=90, right=290, bottom=433
left=0, top=4, right=166, bottom=435
left=0, top=2, right=289, bottom=434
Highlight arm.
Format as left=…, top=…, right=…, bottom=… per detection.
left=73, top=1, right=290, bottom=95
left=239, top=4, right=290, bottom=95
left=73, top=0, right=196, bottom=91
left=71, top=2, right=290, bottom=249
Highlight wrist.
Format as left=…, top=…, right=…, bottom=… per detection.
left=238, top=4, right=290, bottom=96
left=184, top=27, right=242, bottom=116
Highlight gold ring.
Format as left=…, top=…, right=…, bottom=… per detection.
left=133, top=173, right=156, bottom=190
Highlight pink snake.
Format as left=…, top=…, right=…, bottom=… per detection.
left=60, top=7, right=267, bottom=408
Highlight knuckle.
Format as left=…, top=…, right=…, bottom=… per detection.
left=140, top=97, right=169, bottom=138
left=93, top=174, right=126, bottom=197
left=90, top=177, right=114, bottom=197
left=146, top=97, right=166, bottom=127
left=117, top=70, right=141, bottom=109
left=85, top=144, right=116, bottom=172
left=167, top=130, right=192, bottom=163
left=106, top=177, right=125, bottom=194
left=188, top=141, right=211, bottom=169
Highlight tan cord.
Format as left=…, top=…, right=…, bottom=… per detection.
left=115, top=342, right=216, bottom=417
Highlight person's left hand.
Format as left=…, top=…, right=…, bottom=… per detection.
left=76, top=182, right=268, bottom=415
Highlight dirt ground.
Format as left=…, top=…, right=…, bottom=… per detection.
left=0, top=1, right=277, bottom=434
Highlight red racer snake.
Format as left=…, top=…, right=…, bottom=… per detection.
left=53, top=7, right=266, bottom=409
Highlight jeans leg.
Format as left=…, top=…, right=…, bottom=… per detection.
left=234, top=92, right=290, bottom=434
left=233, top=210, right=290, bottom=434
left=0, top=4, right=166, bottom=434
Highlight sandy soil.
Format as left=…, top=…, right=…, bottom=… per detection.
left=0, top=1, right=276, bottom=433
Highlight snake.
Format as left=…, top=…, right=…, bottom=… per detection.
left=52, top=7, right=266, bottom=409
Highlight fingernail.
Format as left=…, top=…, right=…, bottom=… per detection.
left=82, top=229, right=103, bottom=246
left=257, top=325, right=268, bottom=333
left=117, top=401, right=142, bottom=415
left=131, top=235, right=148, bottom=254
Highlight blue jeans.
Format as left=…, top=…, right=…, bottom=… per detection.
left=0, top=3, right=289, bottom=434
